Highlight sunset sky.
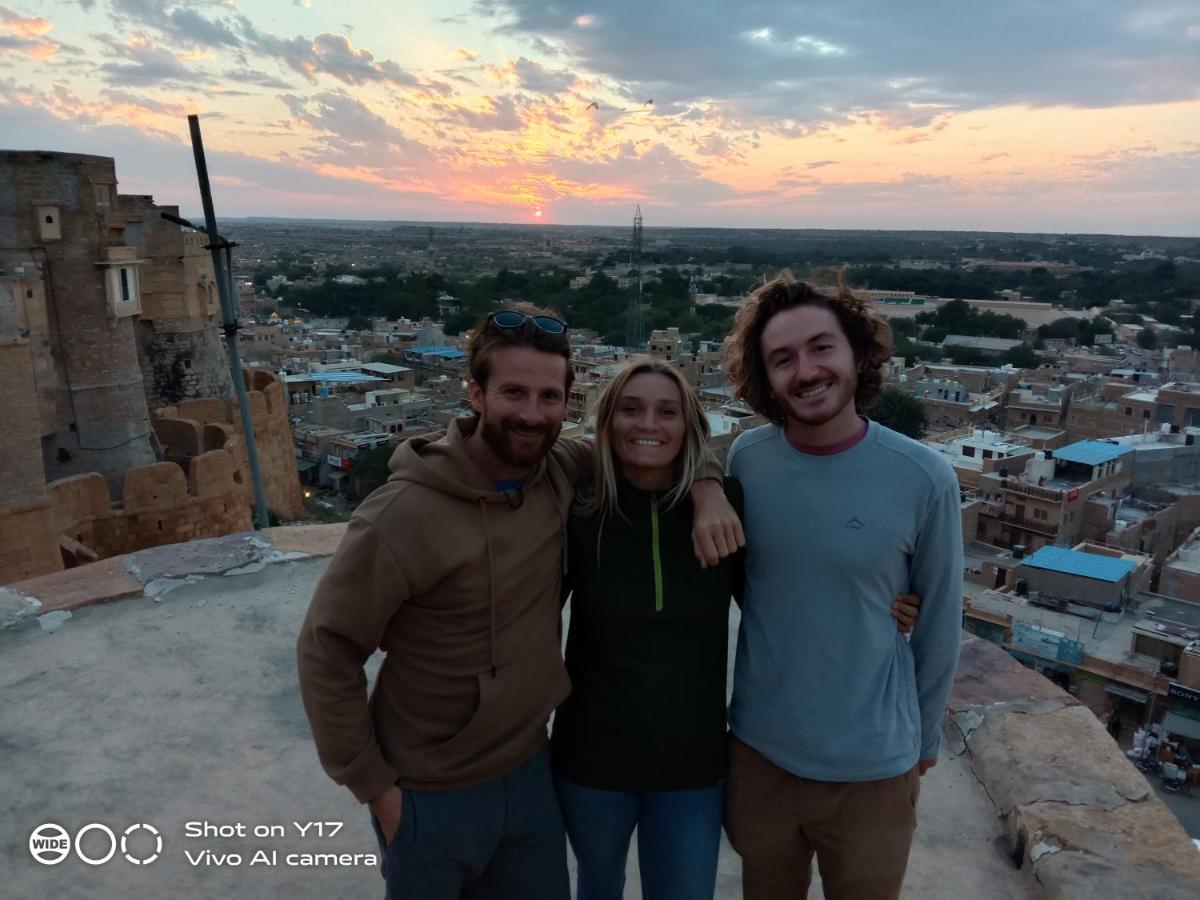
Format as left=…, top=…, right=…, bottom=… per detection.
left=1, top=1, right=1198, bottom=234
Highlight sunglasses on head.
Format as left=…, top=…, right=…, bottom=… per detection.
left=487, top=310, right=568, bottom=336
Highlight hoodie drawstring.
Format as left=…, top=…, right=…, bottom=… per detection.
left=479, top=499, right=498, bottom=679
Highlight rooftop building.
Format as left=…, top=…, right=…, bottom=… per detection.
left=1008, top=423, right=1068, bottom=450
left=941, top=335, right=1025, bottom=354
left=1054, top=440, right=1134, bottom=468
left=358, top=362, right=413, bottom=379
left=1004, top=382, right=1074, bottom=431
left=962, top=540, right=1200, bottom=718
left=1020, top=544, right=1144, bottom=590
left=901, top=378, right=1001, bottom=430
left=974, top=440, right=1132, bottom=552
left=1161, top=528, right=1200, bottom=604
left=924, top=427, right=1036, bottom=491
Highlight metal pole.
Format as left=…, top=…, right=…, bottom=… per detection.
left=188, top=114, right=271, bottom=529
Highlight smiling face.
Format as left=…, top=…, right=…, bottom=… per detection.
left=609, top=372, right=687, bottom=490
left=760, top=304, right=863, bottom=446
left=467, top=345, right=567, bottom=479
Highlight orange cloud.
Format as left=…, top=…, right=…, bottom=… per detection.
left=306, top=162, right=440, bottom=195
left=4, top=10, right=51, bottom=38
left=0, top=7, right=59, bottom=59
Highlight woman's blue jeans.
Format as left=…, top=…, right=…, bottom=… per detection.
left=554, top=774, right=724, bottom=900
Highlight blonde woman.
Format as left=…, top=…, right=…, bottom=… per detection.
left=551, top=357, right=918, bottom=900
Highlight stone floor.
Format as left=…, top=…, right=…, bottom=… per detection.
left=1, top=549, right=1034, bottom=899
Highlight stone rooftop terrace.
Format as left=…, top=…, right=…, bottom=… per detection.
left=2, top=528, right=1199, bottom=898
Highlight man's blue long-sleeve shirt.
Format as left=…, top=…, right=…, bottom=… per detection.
left=728, top=420, right=964, bottom=781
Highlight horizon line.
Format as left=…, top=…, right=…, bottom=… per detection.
left=199, top=214, right=1200, bottom=242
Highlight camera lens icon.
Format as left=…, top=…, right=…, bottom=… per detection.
left=29, top=824, right=71, bottom=866
left=122, top=823, right=162, bottom=865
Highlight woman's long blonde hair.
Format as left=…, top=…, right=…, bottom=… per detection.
left=580, top=357, right=712, bottom=523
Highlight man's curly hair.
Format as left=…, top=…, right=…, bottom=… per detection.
left=725, top=270, right=893, bottom=425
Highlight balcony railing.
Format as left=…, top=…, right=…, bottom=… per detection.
left=978, top=502, right=1058, bottom=532
left=1000, top=479, right=1064, bottom=502
left=1000, top=513, right=1060, bottom=538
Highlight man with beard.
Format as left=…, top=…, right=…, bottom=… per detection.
left=297, top=308, right=740, bottom=900
left=721, top=273, right=963, bottom=900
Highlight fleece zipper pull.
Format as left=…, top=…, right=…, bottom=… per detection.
left=650, top=496, right=664, bottom=613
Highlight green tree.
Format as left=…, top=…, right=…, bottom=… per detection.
left=914, top=299, right=1024, bottom=342
left=1037, top=316, right=1114, bottom=347
left=345, top=314, right=373, bottom=332
left=945, top=346, right=987, bottom=366
left=443, top=310, right=477, bottom=336
left=1000, top=343, right=1040, bottom=369
left=887, top=317, right=921, bottom=340
left=868, top=387, right=928, bottom=439
left=302, top=495, right=349, bottom=524
left=893, top=338, right=942, bottom=365
left=1137, top=327, right=1158, bottom=350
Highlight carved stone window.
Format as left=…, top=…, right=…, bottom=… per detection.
left=36, top=205, right=61, bottom=241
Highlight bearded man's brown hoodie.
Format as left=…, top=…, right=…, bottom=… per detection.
left=297, top=417, right=588, bottom=803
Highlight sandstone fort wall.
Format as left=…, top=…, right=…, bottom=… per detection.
left=159, top=369, right=304, bottom=521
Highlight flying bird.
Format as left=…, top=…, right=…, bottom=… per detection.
left=578, top=97, right=655, bottom=128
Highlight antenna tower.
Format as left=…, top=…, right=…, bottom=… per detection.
left=626, top=205, right=644, bottom=350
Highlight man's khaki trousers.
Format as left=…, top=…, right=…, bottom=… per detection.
left=724, top=735, right=920, bottom=900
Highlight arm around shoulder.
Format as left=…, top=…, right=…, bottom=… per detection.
left=550, top=435, right=595, bottom=487
left=689, top=474, right=745, bottom=567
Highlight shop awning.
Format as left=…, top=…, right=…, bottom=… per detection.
left=1105, top=683, right=1149, bottom=704
left=1162, top=711, right=1200, bottom=742
left=295, top=459, right=318, bottom=473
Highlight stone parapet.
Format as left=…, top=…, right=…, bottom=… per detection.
left=0, top=525, right=345, bottom=625
left=947, top=634, right=1200, bottom=898
left=40, top=424, right=252, bottom=562
left=0, top=497, right=62, bottom=584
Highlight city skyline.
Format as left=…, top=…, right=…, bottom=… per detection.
left=1, top=1, right=1198, bottom=235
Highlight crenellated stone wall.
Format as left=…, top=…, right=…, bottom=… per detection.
left=157, top=368, right=304, bottom=521
left=45, top=421, right=251, bottom=559
left=0, top=413, right=255, bottom=586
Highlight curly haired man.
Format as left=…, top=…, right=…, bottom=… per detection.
left=722, top=272, right=964, bottom=900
